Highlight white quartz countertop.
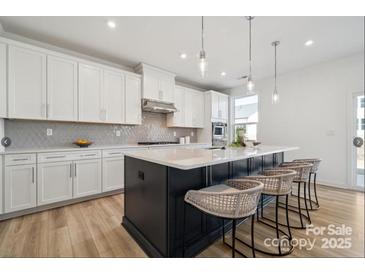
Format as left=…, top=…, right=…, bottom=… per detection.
left=124, top=145, right=299, bottom=170
left=0, top=143, right=209, bottom=155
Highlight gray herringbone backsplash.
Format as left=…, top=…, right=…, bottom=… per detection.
left=4, top=112, right=197, bottom=149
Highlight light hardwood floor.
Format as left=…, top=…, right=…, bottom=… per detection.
left=0, top=184, right=363, bottom=258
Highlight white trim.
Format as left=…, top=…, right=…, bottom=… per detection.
left=347, top=91, right=364, bottom=189
left=317, top=180, right=364, bottom=192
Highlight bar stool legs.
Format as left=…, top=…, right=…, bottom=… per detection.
left=313, top=173, right=320, bottom=208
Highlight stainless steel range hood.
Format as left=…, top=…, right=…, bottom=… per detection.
left=142, top=99, right=177, bottom=113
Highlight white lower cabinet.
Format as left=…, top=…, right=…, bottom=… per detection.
left=4, top=164, right=36, bottom=213
left=73, top=159, right=102, bottom=198
left=37, top=161, right=73, bottom=205
left=102, top=157, right=124, bottom=192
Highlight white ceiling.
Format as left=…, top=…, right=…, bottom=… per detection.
left=0, top=16, right=363, bottom=90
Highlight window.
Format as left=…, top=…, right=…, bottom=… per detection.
left=232, top=95, right=258, bottom=142
left=361, top=97, right=365, bottom=108
left=358, top=118, right=365, bottom=131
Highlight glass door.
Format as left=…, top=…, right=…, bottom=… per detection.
left=352, top=93, right=364, bottom=189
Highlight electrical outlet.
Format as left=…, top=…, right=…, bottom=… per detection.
left=173, top=131, right=176, bottom=137
left=116, top=130, right=121, bottom=137
left=46, top=128, right=53, bottom=136
left=191, top=131, right=194, bottom=137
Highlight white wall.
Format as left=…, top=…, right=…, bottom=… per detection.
left=228, top=54, right=364, bottom=188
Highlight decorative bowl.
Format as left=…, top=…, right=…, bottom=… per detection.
left=73, top=139, right=93, bottom=148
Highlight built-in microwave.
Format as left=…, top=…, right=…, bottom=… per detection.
left=212, top=122, right=228, bottom=146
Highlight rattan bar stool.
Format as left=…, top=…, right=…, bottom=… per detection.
left=240, top=169, right=298, bottom=256
left=183, top=179, right=263, bottom=258
left=293, top=158, right=322, bottom=210
left=272, top=162, right=313, bottom=229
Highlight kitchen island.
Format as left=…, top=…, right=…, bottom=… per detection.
left=122, top=145, right=298, bottom=257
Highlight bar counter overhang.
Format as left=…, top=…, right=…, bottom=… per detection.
left=122, top=145, right=298, bottom=257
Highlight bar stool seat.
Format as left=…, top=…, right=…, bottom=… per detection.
left=272, top=162, right=313, bottom=229
left=183, top=179, right=263, bottom=258
left=241, top=169, right=297, bottom=256
left=293, top=158, right=322, bottom=210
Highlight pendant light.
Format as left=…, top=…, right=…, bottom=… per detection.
left=246, top=16, right=255, bottom=94
left=198, top=16, right=207, bottom=77
left=272, top=41, right=280, bottom=104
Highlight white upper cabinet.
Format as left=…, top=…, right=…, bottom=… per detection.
left=125, top=74, right=142, bottom=125
left=166, top=86, right=185, bottom=127
left=103, top=69, right=125, bottom=124
left=210, top=91, right=229, bottom=122
left=0, top=42, right=6, bottom=118
left=47, top=55, right=78, bottom=121
left=137, top=63, right=175, bottom=103
left=211, top=92, right=220, bottom=120
left=8, top=45, right=47, bottom=119
left=191, top=90, right=205, bottom=128
left=167, top=86, right=205, bottom=128
left=78, top=62, right=103, bottom=122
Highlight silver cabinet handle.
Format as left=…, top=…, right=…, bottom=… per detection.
left=70, top=163, right=72, bottom=178
left=32, top=167, right=34, bottom=183
left=13, top=158, right=29, bottom=161
left=74, top=163, right=77, bottom=177
left=109, top=152, right=122, bottom=155
left=82, top=154, right=96, bottom=157
left=46, top=155, right=66, bottom=159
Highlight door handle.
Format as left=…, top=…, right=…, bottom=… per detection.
left=74, top=163, right=77, bottom=177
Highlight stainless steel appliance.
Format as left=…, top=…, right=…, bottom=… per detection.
left=212, top=122, right=228, bottom=146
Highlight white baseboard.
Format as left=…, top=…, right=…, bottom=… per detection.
left=317, top=180, right=364, bottom=192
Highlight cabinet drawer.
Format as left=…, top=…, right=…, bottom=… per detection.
left=5, top=154, right=36, bottom=166
left=73, top=150, right=101, bottom=160
left=103, top=149, right=127, bottom=158
left=102, top=148, right=147, bottom=158
left=38, top=150, right=101, bottom=163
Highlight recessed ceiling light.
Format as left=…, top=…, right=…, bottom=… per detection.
left=305, top=40, right=314, bottom=46
left=220, top=71, right=227, bottom=76
left=180, top=53, right=187, bottom=59
left=107, top=20, right=116, bottom=29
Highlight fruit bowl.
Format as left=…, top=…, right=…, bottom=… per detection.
left=73, top=139, right=93, bottom=148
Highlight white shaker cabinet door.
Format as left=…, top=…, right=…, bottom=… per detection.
left=102, top=157, right=124, bottom=192
left=4, top=164, right=37, bottom=213
left=211, top=92, right=220, bottom=120
left=143, top=71, right=159, bottom=101
left=103, top=69, right=125, bottom=124
left=218, top=94, right=229, bottom=122
left=73, top=159, right=102, bottom=198
left=184, top=89, right=193, bottom=127
left=78, top=63, right=103, bottom=122
left=8, top=45, right=47, bottom=119
left=0, top=42, right=6, bottom=118
left=125, top=75, right=142, bottom=125
left=192, top=90, right=205, bottom=128
left=37, top=161, right=73, bottom=205
left=167, top=86, right=185, bottom=127
left=47, top=56, right=78, bottom=121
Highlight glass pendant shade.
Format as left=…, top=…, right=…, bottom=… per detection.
left=199, top=50, right=207, bottom=77
left=272, top=88, right=279, bottom=104
left=246, top=75, right=255, bottom=95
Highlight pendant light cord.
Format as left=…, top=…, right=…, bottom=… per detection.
left=274, top=43, right=277, bottom=89
left=201, top=16, right=205, bottom=51
left=248, top=17, right=252, bottom=75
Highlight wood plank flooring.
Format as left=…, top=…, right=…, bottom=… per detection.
left=0, top=184, right=363, bottom=258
